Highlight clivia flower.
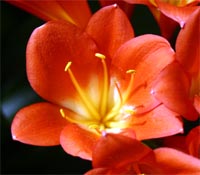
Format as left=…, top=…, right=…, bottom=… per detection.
left=85, top=133, right=200, bottom=175
left=11, top=5, right=183, bottom=160
left=151, top=9, right=200, bottom=120
left=123, top=0, right=200, bottom=39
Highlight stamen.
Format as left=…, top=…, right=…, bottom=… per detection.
left=95, top=53, right=109, bottom=117
left=60, top=108, right=65, bottom=118
left=123, top=69, right=136, bottom=102
left=64, top=61, right=72, bottom=71
left=64, top=62, right=100, bottom=120
left=60, top=108, right=97, bottom=126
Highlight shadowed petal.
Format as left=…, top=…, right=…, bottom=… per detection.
left=131, top=104, right=183, bottom=140
left=60, top=124, right=99, bottom=160
left=6, top=0, right=91, bottom=28
left=152, top=62, right=198, bottom=120
left=85, top=168, right=109, bottom=175
left=149, top=7, right=179, bottom=39
left=163, top=135, right=188, bottom=154
left=11, top=102, right=67, bottom=146
left=86, top=4, right=134, bottom=58
left=26, top=20, right=101, bottom=107
left=176, top=8, right=200, bottom=76
left=186, top=126, right=200, bottom=158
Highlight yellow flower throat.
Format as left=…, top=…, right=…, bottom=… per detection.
left=60, top=53, right=136, bottom=135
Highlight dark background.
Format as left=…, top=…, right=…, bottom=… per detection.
left=1, top=1, right=164, bottom=174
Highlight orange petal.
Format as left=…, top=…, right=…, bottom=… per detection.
left=26, top=20, right=101, bottom=107
left=152, top=62, right=198, bottom=120
left=156, top=0, right=199, bottom=27
left=149, top=7, right=179, bottom=40
left=86, top=4, right=134, bottom=58
left=176, top=9, right=200, bottom=76
left=131, top=104, right=183, bottom=140
left=92, top=134, right=152, bottom=168
left=99, top=0, right=134, bottom=18
left=154, top=147, right=200, bottom=174
left=194, top=95, right=200, bottom=114
left=112, top=34, right=174, bottom=113
left=123, top=0, right=151, bottom=5
left=85, top=168, right=109, bottom=175
left=11, top=102, right=67, bottom=146
left=6, top=0, right=91, bottom=29
left=60, top=124, right=99, bottom=160
left=186, top=126, right=200, bottom=158
left=163, top=135, right=188, bottom=154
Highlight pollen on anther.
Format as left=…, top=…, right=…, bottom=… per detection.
left=126, top=69, right=136, bottom=74
left=95, top=53, right=106, bottom=59
left=64, top=61, right=72, bottom=71
left=60, top=108, right=65, bottom=118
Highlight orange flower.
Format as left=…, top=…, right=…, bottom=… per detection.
left=85, top=134, right=200, bottom=174
left=151, top=9, right=199, bottom=120
left=123, top=0, right=199, bottom=39
left=5, top=0, right=91, bottom=29
left=11, top=5, right=183, bottom=160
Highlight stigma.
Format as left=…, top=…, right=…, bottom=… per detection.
left=60, top=53, right=136, bottom=135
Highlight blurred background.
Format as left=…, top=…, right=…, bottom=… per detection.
left=1, top=1, right=164, bottom=174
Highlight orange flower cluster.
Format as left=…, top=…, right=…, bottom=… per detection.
left=6, top=0, right=200, bottom=174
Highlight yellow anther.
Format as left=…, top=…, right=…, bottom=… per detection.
left=60, top=108, right=66, bottom=118
left=126, top=69, right=136, bottom=74
left=64, top=61, right=72, bottom=71
left=95, top=53, right=106, bottom=59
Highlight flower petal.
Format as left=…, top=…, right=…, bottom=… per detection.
left=123, top=0, right=151, bottom=5
left=154, top=147, right=200, bottom=174
left=60, top=124, right=99, bottom=160
left=6, top=0, right=91, bottom=28
left=194, top=95, right=200, bottom=114
left=86, top=4, right=134, bottom=58
left=163, top=135, right=188, bottom=154
left=152, top=62, right=198, bottom=120
left=85, top=168, right=109, bottom=175
left=99, top=0, right=134, bottom=18
left=130, top=104, right=183, bottom=140
left=149, top=7, right=179, bottom=39
left=176, top=8, right=200, bottom=76
left=112, top=34, right=174, bottom=113
left=11, top=102, right=67, bottom=146
left=92, top=134, right=152, bottom=168
left=156, top=0, right=199, bottom=27
left=27, top=20, right=101, bottom=107
left=186, top=126, right=200, bottom=158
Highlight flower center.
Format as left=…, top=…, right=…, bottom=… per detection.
left=60, top=53, right=136, bottom=135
